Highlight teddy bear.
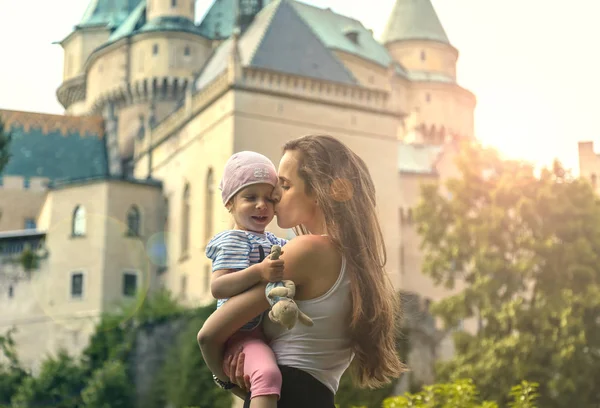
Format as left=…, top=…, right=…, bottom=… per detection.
left=265, top=245, right=314, bottom=330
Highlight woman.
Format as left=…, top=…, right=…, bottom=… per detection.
left=198, top=135, right=404, bottom=407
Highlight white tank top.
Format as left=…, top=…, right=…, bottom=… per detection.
left=263, top=256, right=354, bottom=394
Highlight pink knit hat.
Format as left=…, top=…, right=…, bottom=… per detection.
left=219, top=151, right=278, bottom=205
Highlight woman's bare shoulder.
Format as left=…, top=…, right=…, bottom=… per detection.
left=280, top=235, right=337, bottom=284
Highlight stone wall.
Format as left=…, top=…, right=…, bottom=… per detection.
left=129, top=318, right=187, bottom=407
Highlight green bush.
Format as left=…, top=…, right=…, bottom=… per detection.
left=0, top=329, right=29, bottom=406
left=81, top=360, right=134, bottom=408
left=10, top=350, right=86, bottom=408
left=383, top=379, right=539, bottom=408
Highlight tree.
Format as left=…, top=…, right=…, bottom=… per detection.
left=0, top=328, right=29, bottom=406
left=0, top=115, right=12, bottom=173
left=383, top=379, right=538, bottom=408
left=414, top=139, right=600, bottom=407
left=81, top=360, right=134, bottom=408
left=10, top=350, right=86, bottom=408
left=157, top=307, right=232, bottom=408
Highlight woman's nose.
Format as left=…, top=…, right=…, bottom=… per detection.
left=271, top=185, right=282, bottom=202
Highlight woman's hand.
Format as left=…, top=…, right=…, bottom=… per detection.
left=226, top=349, right=252, bottom=392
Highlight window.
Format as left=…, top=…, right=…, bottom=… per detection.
left=171, top=0, right=177, bottom=7
left=180, top=275, right=188, bottom=299
left=123, top=272, right=138, bottom=297
left=592, top=173, right=597, bottom=188
left=420, top=50, right=426, bottom=61
left=23, top=177, right=30, bottom=189
left=153, top=44, right=159, bottom=55
left=71, top=272, right=84, bottom=299
left=181, top=183, right=191, bottom=258
left=184, top=46, right=191, bottom=57
left=72, top=205, right=86, bottom=236
left=24, top=218, right=36, bottom=230
left=126, top=205, right=141, bottom=236
left=425, top=93, right=431, bottom=103
left=204, top=169, right=214, bottom=242
left=8, top=285, right=13, bottom=298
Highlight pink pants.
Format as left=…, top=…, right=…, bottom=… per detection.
left=223, top=328, right=282, bottom=399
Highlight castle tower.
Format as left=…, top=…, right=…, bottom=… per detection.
left=382, top=0, right=456, bottom=80
left=57, top=0, right=213, bottom=167
left=146, top=0, right=195, bottom=22
left=382, top=0, right=475, bottom=143
left=57, top=0, right=144, bottom=115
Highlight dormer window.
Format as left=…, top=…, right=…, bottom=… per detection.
left=343, top=27, right=360, bottom=45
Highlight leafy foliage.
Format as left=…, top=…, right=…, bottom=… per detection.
left=10, top=350, right=87, bottom=408
left=414, top=139, right=600, bottom=406
left=2, top=289, right=220, bottom=408
left=81, top=288, right=185, bottom=376
left=0, top=329, right=29, bottom=406
left=81, top=360, right=134, bottom=408
left=383, top=379, right=538, bottom=408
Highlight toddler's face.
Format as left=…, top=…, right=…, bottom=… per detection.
left=228, top=183, right=275, bottom=233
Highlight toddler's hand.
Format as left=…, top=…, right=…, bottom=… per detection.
left=258, top=253, right=284, bottom=282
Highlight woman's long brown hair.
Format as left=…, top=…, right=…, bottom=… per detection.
left=283, top=135, right=405, bottom=388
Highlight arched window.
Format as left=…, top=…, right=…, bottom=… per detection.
left=127, top=205, right=141, bottom=236
left=72, top=206, right=86, bottom=236
left=181, top=183, right=191, bottom=257
left=204, top=168, right=214, bottom=242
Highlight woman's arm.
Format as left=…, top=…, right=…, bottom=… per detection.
left=197, top=284, right=270, bottom=378
left=197, top=236, right=324, bottom=391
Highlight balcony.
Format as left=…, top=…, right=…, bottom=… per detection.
left=56, top=75, right=86, bottom=110
left=0, top=230, right=48, bottom=281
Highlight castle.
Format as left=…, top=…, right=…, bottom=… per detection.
left=0, top=0, right=476, bottom=376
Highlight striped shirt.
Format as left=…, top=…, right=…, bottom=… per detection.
left=206, top=229, right=288, bottom=331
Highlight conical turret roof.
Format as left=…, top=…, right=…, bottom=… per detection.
left=381, top=0, right=450, bottom=45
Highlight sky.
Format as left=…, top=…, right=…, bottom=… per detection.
left=0, top=0, right=598, bottom=173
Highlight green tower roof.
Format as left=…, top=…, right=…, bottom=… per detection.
left=78, top=0, right=143, bottom=29
left=381, top=0, right=450, bottom=45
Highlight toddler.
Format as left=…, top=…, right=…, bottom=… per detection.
left=206, top=151, right=287, bottom=408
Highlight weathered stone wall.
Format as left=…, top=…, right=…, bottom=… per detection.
left=129, top=318, right=187, bottom=407
left=394, top=291, right=446, bottom=395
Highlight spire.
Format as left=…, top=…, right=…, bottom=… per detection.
left=381, top=0, right=450, bottom=45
